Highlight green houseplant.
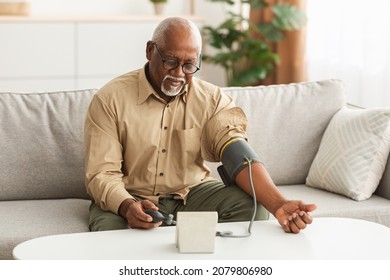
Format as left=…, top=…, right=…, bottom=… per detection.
left=202, top=0, right=307, bottom=86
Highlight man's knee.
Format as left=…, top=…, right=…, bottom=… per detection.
left=254, top=204, right=270, bottom=221
left=219, top=188, right=269, bottom=222
left=89, top=202, right=128, bottom=231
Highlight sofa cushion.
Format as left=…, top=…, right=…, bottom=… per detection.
left=277, top=185, right=390, bottom=228
left=0, top=89, right=96, bottom=200
left=218, top=79, right=346, bottom=185
left=0, top=199, right=90, bottom=260
left=306, top=107, right=390, bottom=201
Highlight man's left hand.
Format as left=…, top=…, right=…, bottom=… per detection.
left=275, top=201, right=317, bottom=233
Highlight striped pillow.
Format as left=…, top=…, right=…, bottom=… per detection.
left=306, top=107, right=390, bottom=201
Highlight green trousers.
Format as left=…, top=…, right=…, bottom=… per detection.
left=89, top=181, right=269, bottom=231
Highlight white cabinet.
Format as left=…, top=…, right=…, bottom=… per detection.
left=77, top=23, right=156, bottom=76
left=0, top=23, right=74, bottom=77
left=76, top=22, right=157, bottom=89
left=0, top=22, right=75, bottom=91
left=0, top=17, right=203, bottom=92
left=0, top=78, right=76, bottom=92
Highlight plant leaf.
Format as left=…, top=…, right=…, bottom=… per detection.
left=206, top=0, right=235, bottom=5
left=257, top=23, right=285, bottom=42
left=272, top=3, right=307, bottom=30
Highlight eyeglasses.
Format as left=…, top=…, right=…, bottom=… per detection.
left=152, top=42, right=201, bottom=75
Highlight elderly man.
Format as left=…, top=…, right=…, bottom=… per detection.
left=84, top=17, right=316, bottom=233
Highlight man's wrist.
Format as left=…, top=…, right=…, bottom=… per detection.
left=270, top=199, right=288, bottom=217
left=118, top=198, right=137, bottom=218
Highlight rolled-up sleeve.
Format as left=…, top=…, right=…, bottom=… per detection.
left=84, top=94, right=133, bottom=214
left=201, top=107, right=248, bottom=162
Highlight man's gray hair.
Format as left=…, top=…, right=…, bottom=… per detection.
left=152, top=17, right=202, bottom=53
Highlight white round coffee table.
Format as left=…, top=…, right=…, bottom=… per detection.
left=13, top=217, right=390, bottom=260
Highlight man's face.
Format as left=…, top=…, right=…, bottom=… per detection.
left=146, top=39, right=200, bottom=99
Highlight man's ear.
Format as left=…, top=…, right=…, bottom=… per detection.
left=146, top=41, right=154, bottom=60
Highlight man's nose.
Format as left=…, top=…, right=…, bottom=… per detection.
left=170, top=64, right=186, bottom=77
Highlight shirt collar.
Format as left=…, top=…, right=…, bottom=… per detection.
left=137, top=63, right=189, bottom=105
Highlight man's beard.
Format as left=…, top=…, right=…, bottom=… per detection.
left=161, top=75, right=186, bottom=97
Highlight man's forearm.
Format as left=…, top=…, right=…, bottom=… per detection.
left=235, top=162, right=287, bottom=216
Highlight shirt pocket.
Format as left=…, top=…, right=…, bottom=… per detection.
left=173, top=127, right=202, bottom=167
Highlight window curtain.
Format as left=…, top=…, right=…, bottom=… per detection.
left=306, top=0, right=390, bottom=107
left=249, top=0, right=307, bottom=85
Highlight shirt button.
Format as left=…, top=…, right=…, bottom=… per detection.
left=159, top=172, right=164, bottom=176
left=162, top=149, right=167, bottom=153
left=164, top=126, right=168, bottom=130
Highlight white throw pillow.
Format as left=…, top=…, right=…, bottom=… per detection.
left=306, top=107, right=390, bottom=201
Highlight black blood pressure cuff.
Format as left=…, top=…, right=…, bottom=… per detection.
left=219, top=137, right=262, bottom=184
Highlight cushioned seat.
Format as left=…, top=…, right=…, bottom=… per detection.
left=0, top=199, right=90, bottom=260
left=277, top=185, right=390, bottom=227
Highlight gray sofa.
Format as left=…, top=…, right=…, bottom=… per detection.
left=1, top=79, right=389, bottom=260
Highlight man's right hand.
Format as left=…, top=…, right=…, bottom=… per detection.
left=119, top=198, right=162, bottom=229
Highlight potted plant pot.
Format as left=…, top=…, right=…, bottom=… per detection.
left=150, top=0, right=167, bottom=15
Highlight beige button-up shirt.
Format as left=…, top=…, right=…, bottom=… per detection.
left=84, top=65, right=248, bottom=214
